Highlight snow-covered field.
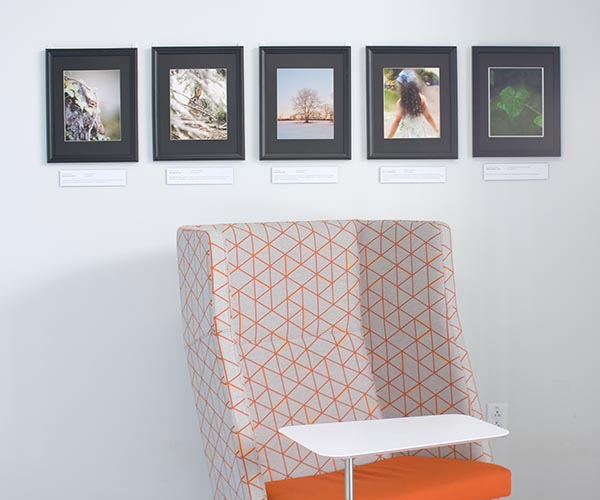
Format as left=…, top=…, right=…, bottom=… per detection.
left=277, top=120, right=334, bottom=140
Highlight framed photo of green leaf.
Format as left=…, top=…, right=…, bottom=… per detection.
left=366, top=46, right=458, bottom=159
left=472, top=46, right=561, bottom=157
left=46, top=48, right=138, bottom=163
left=152, top=46, right=245, bottom=160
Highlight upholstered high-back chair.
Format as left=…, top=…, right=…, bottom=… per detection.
left=177, top=220, right=509, bottom=500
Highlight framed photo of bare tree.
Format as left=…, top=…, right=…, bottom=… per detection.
left=152, top=46, right=244, bottom=161
left=472, top=46, right=561, bottom=157
left=260, top=46, right=351, bottom=160
left=366, top=46, right=457, bottom=159
left=46, top=48, right=138, bottom=163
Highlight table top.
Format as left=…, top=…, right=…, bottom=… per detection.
left=279, top=414, right=509, bottom=459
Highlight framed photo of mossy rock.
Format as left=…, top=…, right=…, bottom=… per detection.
left=366, top=46, right=458, bottom=160
left=46, top=48, right=138, bottom=163
left=152, top=46, right=244, bottom=161
left=472, top=46, right=561, bottom=157
left=260, top=46, right=351, bottom=160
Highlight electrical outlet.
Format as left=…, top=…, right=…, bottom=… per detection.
left=486, top=403, right=508, bottom=429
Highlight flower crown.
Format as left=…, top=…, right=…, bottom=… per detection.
left=397, top=69, right=417, bottom=85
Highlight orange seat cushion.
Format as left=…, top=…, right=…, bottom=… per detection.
left=265, top=456, right=511, bottom=500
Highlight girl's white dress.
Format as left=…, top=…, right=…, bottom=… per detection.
left=395, top=113, right=428, bottom=138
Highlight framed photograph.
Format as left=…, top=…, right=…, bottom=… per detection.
left=46, top=48, right=138, bottom=163
left=260, top=46, right=351, bottom=160
left=366, top=46, right=457, bottom=159
left=152, top=46, right=244, bottom=161
left=472, top=46, right=561, bottom=157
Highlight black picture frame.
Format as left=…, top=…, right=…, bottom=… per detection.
left=472, top=46, right=561, bottom=157
left=366, top=46, right=458, bottom=160
left=46, top=48, right=138, bottom=163
left=152, top=46, right=245, bottom=161
left=260, top=46, right=351, bottom=160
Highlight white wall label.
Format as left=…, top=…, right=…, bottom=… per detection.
left=483, top=163, right=549, bottom=181
left=166, top=167, right=234, bottom=185
left=59, top=169, right=127, bottom=187
left=272, top=166, right=338, bottom=184
left=380, top=166, right=447, bottom=184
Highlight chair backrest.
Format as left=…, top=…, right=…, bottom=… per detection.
left=177, top=220, right=489, bottom=500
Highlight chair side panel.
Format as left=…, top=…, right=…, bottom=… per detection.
left=178, top=228, right=266, bottom=499
left=357, top=220, right=491, bottom=462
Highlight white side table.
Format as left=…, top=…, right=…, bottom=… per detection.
left=279, top=414, right=509, bottom=500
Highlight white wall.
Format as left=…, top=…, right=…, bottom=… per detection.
left=2, top=0, right=599, bottom=498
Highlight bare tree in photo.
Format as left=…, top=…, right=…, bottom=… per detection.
left=291, top=88, right=322, bottom=123
left=321, top=103, right=334, bottom=121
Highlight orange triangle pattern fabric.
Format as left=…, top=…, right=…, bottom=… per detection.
left=223, top=222, right=384, bottom=482
left=177, top=221, right=494, bottom=500
left=358, top=221, right=491, bottom=462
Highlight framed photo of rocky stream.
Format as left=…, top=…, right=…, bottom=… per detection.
left=152, top=46, right=245, bottom=161
left=260, top=46, right=351, bottom=160
left=472, top=46, right=561, bottom=157
left=46, top=48, right=138, bottom=163
left=366, top=46, right=458, bottom=159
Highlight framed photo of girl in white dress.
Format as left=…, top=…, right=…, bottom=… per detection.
left=367, top=47, right=457, bottom=159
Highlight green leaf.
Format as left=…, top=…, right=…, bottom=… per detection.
left=497, top=86, right=530, bottom=119
left=533, top=114, right=543, bottom=128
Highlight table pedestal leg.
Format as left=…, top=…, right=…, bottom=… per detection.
left=344, top=457, right=354, bottom=500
